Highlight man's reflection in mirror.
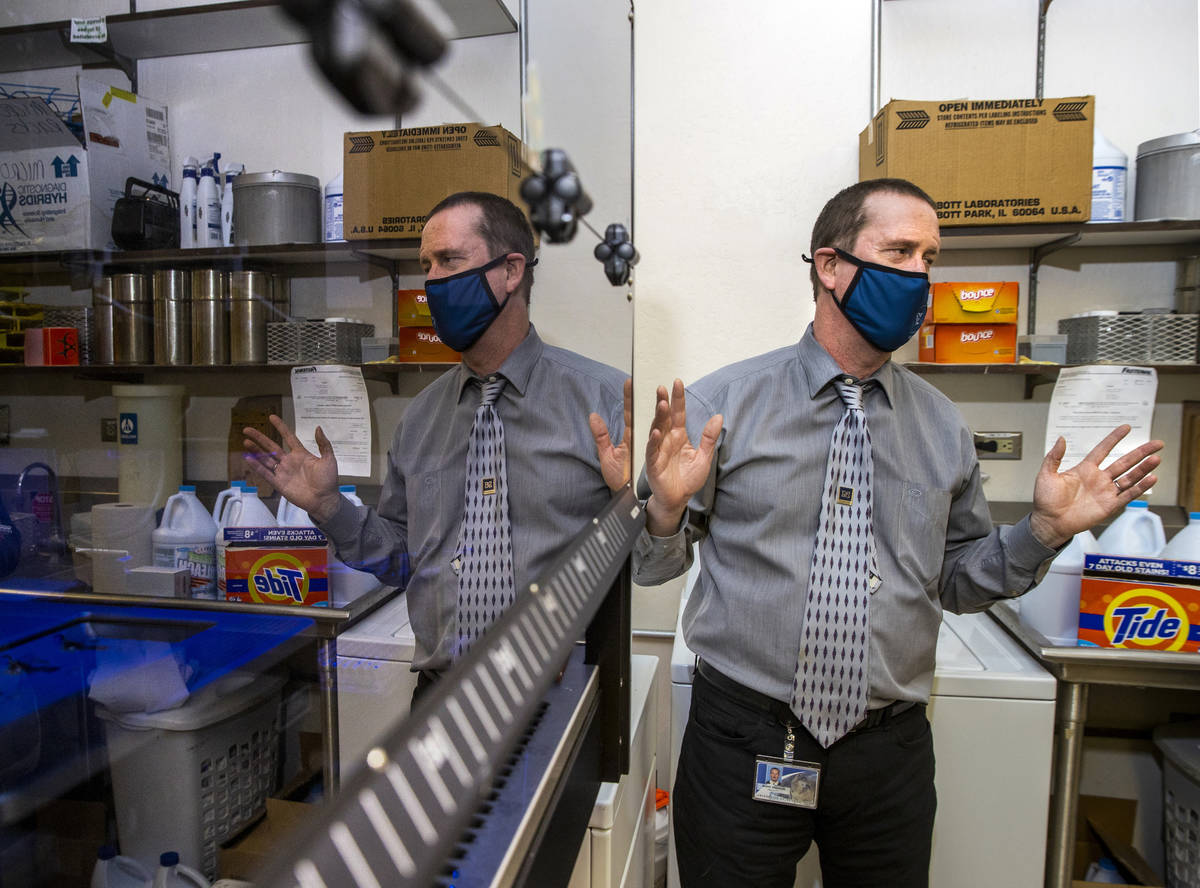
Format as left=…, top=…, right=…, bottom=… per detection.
left=244, top=192, right=630, bottom=701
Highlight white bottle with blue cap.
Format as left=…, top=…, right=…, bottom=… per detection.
left=1096, top=500, right=1166, bottom=558
left=90, top=845, right=151, bottom=888
left=152, top=485, right=217, bottom=598
left=150, top=852, right=208, bottom=888
left=1160, top=511, right=1200, bottom=561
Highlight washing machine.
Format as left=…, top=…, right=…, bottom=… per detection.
left=668, top=567, right=1056, bottom=888
left=334, top=592, right=418, bottom=782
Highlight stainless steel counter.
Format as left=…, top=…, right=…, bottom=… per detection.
left=988, top=600, right=1200, bottom=888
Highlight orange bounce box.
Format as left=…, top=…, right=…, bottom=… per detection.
left=930, top=282, right=1019, bottom=324
left=1078, top=554, right=1200, bottom=651
left=223, top=527, right=330, bottom=607
left=917, top=322, right=1016, bottom=363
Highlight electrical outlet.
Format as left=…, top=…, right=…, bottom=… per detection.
left=973, top=431, right=1023, bottom=460
left=101, top=417, right=118, bottom=442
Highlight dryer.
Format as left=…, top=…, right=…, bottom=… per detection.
left=668, top=572, right=1056, bottom=888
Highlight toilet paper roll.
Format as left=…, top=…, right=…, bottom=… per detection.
left=89, top=503, right=157, bottom=593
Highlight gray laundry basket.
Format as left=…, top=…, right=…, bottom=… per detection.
left=1154, top=721, right=1200, bottom=888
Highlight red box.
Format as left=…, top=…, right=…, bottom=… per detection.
left=917, top=322, right=1016, bottom=363
left=1078, top=554, right=1200, bottom=652
left=23, top=326, right=79, bottom=365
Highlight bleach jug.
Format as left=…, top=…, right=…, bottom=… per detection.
left=1083, top=857, right=1123, bottom=884
left=1160, top=511, right=1200, bottom=561
left=150, top=852, right=208, bottom=888
left=91, top=846, right=151, bottom=888
left=329, top=485, right=379, bottom=605
left=276, top=496, right=314, bottom=527
left=1020, top=530, right=1097, bottom=645
left=1091, top=130, right=1127, bottom=222
left=152, top=485, right=218, bottom=598
left=1097, top=500, right=1166, bottom=557
left=215, top=487, right=276, bottom=598
left=211, top=480, right=246, bottom=528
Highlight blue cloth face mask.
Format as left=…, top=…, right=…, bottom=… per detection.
left=830, top=248, right=930, bottom=352
left=424, top=254, right=522, bottom=352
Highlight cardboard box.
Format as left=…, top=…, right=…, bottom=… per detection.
left=220, top=526, right=330, bottom=606
left=397, top=287, right=432, bottom=325
left=860, top=96, right=1093, bottom=227
left=917, top=321, right=1017, bottom=363
left=343, top=123, right=524, bottom=239
left=219, top=798, right=317, bottom=881
left=396, top=325, right=460, bottom=363
left=0, top=79, right=170, bottom=253
left=930, top=281, right=1019, bottom=324
left=1079, top=554, right=1200, bottom=652
left=22, top=326, right=79, bottom=365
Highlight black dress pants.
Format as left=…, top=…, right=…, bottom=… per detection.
left=674, top=666, right=937, bottom=888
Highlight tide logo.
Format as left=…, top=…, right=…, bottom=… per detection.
left=1103, top=588, right=1189, bottom=651
left=247, top=552, right=311, bottom=604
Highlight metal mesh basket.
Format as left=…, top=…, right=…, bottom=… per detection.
left=266, top=320, right=375, bottom=364
left=1058, top=313, right=1198, bottom=364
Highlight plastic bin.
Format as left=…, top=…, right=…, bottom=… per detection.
left=97, top=672, right=284, bottom=881
left=1154, top=721, right=1200, bottom=888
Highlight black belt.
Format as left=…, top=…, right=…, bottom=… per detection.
left=695, top=659, right=918, bottom=734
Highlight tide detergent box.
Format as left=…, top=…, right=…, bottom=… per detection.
left=1078, top=554, right=1200, bottom=652
left=930, top=281, right=1019, bottom=325
left=221, top=527, right=330, bottom=607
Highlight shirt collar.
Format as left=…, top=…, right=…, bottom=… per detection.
left=454, top=324, right=543, bottom=400
left=797, top=323, right=896, bottom=408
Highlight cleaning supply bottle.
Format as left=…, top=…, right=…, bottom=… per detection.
left=1020, top=529, right=1097, bottom=645
left=152, top=485, right=218, bottom=598
left=150, top=852, right=208, bottom=888
left=195, top=162, right=222, bottom=247
left=215, top=486, right=276, bottom=598
left=221, top=163, right=243, bottom=247
left=329, top=485, right=379, bottom=605
left=1083, top=857, right=1123, bottom=884
left=1096, top=500, right=1166, bottom=557
left=212, top=480, right=246, bottom=528
left=91, top=845, right=151, bottom=888
left=324, top=171, right=345, bottom=243
left=179, top=157, right=199, bottom=248
left=276, top=495, right=314, bottom=527
left=1160, top=511, right=1200, bottom=561
left=1091, top=129, right=1127, bottom=222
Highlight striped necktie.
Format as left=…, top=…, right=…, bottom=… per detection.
left=791, top=377, right=879, bottom=747
left=455, top=376, right=515, bottom=656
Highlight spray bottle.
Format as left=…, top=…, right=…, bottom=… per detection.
left=221, top=163, right=244, bottom=246
left=195, top=161, right=222, bottom=248
left=179, top=157, right=199, bottom=248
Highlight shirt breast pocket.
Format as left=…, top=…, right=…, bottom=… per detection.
left=893, top=481, right=953, bottom=588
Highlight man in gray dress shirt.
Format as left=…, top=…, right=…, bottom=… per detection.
left=244, top=192, right=629, bottom=693
left=634, top=178, right=1163, bottom=887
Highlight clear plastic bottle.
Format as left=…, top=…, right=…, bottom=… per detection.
left=91, top=845, right=151, bottom=888
left=1160, top=511, right=1200, bottom=561
left=179, top=157, right=198, bottom=249
left=195, top=164, right=222, bottom=247
left=152, top=485, right=218, bottom=598
left=1091, top=129, right=1127, bottom=222
left=150, top=852, right=208, bottom=888
left=1096, top=500, right=1166, bottom=557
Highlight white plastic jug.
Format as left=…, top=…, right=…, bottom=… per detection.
left=1083, top=856, right=1123, bottom=883
left=276, top=496, right=314, bottom=527
left=1020, top=529, right=1098, bottom=645
left=211, top=480, right=246, bottom=528
left=91, top=846, right=151, bottom=888
left=150, top=852, right=208, bottom=888
left=329, top=486, right=379, bottom=606
left=1160, top=511, right=1200, bottom=561
left=1096, top=500, right=1166, bottom=558
left=216, top=487, right=276, bottom=598
left=152, top=485, right=218, bottom=598
left=1091, top=129, right=1128, bottom=222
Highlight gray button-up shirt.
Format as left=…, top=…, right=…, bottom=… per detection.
left=321, top=326, right=626, bottom=672
left=633, top=325, right=1055, bottom=707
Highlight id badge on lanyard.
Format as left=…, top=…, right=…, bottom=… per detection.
left=753, top=721, right=820, bottom=809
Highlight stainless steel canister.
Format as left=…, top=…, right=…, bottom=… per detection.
left=232, top=171, right=321, bottom=245
left=1134, top=129, right=1200, bottom=221
left=270, top=273, right=291, bottom=322
left=111, top=273, right=152, bottom=364
left=190, top=268, right=229, bottom=365
left=1176, top=256, right=1200, bottom=315
left=92, top=275, right=116, bottom=365
left=229, top=270, right=271, bottom=364
left=152, top=269, right=191, bottom=365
